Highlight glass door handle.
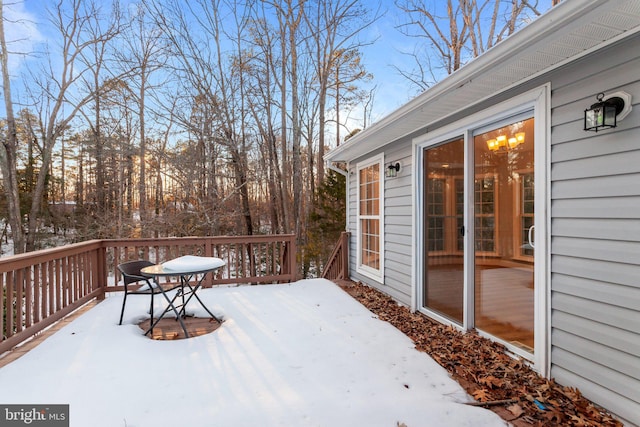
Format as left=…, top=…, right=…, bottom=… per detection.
left=528, top=225, right=535, bottom=249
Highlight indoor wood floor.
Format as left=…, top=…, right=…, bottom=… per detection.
left=425, top=264, right=534, bottom=351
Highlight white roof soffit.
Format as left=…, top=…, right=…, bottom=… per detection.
left=325, top=0, right=640, bottom=163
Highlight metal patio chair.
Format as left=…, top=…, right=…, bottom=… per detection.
left=117, top=260, right=164, bottom=326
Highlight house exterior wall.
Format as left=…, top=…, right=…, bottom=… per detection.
left=347, top=142, right=414, bottom=306
left=545, top=36, right=640, bottom=425
left=344, top=33, right=640, bottom=425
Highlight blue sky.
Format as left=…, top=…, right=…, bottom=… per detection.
left=2, top=1, right=42, bottom=79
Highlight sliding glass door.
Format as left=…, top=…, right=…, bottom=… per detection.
left=422, top=138, right=464, bottom=323
left=474, top=118, right=535, bottom=352
left=421, top=117, right=535, bottom=354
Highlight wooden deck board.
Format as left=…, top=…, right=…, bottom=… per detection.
left=0, top=303, right=222, bottom=368
left=0, top=301, right=99, bottom=368
left=138, top=316, right=222, bottom=340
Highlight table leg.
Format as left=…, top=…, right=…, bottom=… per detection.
left=144, top=279, right=190, bottom=338
left=178, top=272, right=222, bottom=323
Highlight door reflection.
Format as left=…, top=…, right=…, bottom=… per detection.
left=423, top=138, right=464, bottom=323
left=474, top=118, right=535, bottom=352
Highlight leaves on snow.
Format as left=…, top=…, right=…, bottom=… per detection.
left=338, top=281, right=622, bottom=427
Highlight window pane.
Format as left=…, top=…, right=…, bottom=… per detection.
left=474, top=117, right=535, bottom=352
left=358, top=162, right=381, bottom=272
left=423, top=138, right=464, bottom=324
left=360, top=218, right=380, bottom=269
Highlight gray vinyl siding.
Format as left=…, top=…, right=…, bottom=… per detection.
left=347, top=141, right=414, bottom=306
left=548, top=34, right=640, bottom=425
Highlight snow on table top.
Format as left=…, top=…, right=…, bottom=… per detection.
left=161, top=255, right=225, bottom=272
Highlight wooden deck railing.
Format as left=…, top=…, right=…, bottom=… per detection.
left=0, top=240, right=106, bottom=355
left=321, top=232, right=350, bottom=281
left=1, top=234, right=296, bottom=354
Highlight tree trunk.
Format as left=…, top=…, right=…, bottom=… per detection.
left=0, top=0, right=26, bottom=253
left=288, top=5, right=303, bottom=248
left=138, top=75, right=147, bottom=231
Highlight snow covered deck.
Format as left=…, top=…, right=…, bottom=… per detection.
left=0, top=279, right=505, bottom=427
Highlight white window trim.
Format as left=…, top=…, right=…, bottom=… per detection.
left=412, top=84, right=550, bottom=376
left=356, top=154, right=385, bottom=282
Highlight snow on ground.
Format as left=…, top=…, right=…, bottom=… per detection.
left=0, top=279, right=506, bottom=427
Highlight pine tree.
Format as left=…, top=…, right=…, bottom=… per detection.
left=304, top=170, right=346, bottom=277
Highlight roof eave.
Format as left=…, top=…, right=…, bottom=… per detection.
left=325, top=0, right=635, bottom=163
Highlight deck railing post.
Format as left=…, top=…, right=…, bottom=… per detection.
left=290, top=235, right=298, bottom=281
left=341, top=232, right=350, bottom=279
left=97, top=244, right=106, bottom=301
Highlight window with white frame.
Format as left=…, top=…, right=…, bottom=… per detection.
left=357, top=156, right=383, bottom=279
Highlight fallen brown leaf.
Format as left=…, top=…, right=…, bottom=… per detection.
left=336, top=280, right=623, bottom=427
left=479, top=375, right=503, bottom=389
left=507, top=403, right=525, bottom=418
left=472, top=389, right=490, bottom=402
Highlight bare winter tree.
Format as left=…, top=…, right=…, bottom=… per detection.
left=272, top=0, right=305, bottom=243
left=0, top=0, right=26, bottom=253
left=97, top=77, right=140, bottom=234
left=245, top=3, right=290, bottom=234
left=303, top=0, right=379, bottom=184
left=394, top=0, right=549, bottom=91
left=114, top=4, right=167, bottom=234
left=77, top=1, right=123, bottom=216
left=220, top=0, right=256, bottom=237
left=146, top=0, right=256, bottom=236
left=3, top=0, right=120, bottom=252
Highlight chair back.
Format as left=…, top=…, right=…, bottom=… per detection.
left=117, top=260, right=155, bottom=285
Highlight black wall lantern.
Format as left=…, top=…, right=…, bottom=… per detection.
left=584, top=92, right=631, bottom=132
left=386, top=162, right=400, bottom=178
